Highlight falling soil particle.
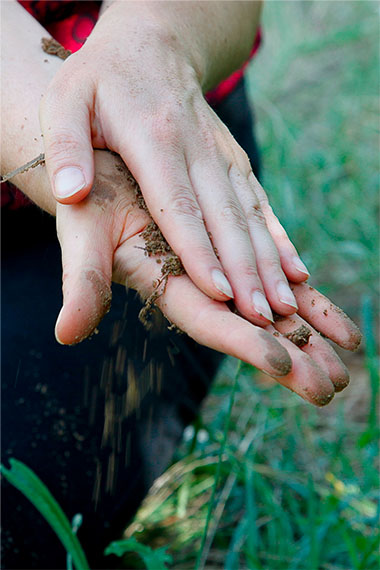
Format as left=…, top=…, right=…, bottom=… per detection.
left=41, top=37, right=71, bottom=60
left=284, top=324, right=312, bottom=348
left=311, top=299, right=315, bottom=306
left=323, top=309, right=328, bottom=316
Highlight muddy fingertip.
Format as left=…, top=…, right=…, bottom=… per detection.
left=259, top=330, right=292, bottom=376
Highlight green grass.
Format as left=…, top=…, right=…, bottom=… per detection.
left=124, top=357, right=379, bottom=570
left=122, top=2, right=379, bottom=569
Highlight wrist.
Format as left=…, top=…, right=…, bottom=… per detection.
left=98, top=1, right=261, bottom=92
left=93, top=1, right=210, bottom=90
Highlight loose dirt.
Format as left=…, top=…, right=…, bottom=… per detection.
left=41, top=37, right=71, bottom=60
left=114, top=160, right=185, bottom=327
left=284, top=324, right=312, bottom=348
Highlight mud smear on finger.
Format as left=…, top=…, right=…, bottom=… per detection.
left=259, top=331, right=292, bottom=376
left=85, top=270, right=112, bottom=317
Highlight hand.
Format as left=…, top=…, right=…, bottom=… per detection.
left=55, top=151, right=361, bottom=407
left=40, top=1, right=310, bottom=330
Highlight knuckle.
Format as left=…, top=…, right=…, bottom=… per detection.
left=261, top=257, right=282, bottom=275
left=220, top=200, right=248, bottom=232
left=47, top=132, right=84, bottom=163
left=234, top=259, right=259, bottom=281
left=246, top=203, right=267, bottom=226
left=169, top=186, right=203, bottom=222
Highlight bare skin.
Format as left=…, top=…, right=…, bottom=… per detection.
left=1, top=1, right=361, bottom=408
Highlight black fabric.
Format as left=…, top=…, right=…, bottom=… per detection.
left=1, top=79, right=260, bottom=569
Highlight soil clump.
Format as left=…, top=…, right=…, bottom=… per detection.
left=41, top=37, right=71, bottom=60
left=284, top=324, right=312, bottom=348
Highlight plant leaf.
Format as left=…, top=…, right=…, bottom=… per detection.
left=105, top=537, right=172, bottom=570
left=1, top=459, right=90, bottom=570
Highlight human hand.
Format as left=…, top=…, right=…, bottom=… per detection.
left=55, top=151, right=361, bottom=407
left=40, top=1, right=310, bottom=330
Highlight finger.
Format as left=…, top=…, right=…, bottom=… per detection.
left=265, top=327, right=336, bottom=406
left=113, top=235, right=292, bottom=377
left=163, top=282, right=291, bottom=375
left=186, top=157, right=276, bottom=325
left=39, top=59, right=95, bottom=204
left=119, top=144, right=235, bottom=303
left=55, top=202, right=113, bottom=345
left=273, top=313, right=350, bottom=392
left=249, top=173, right=310, bottom=283
left=229, top=165, right=299, bottom=315
left=291, top=282, right=362, bottom=350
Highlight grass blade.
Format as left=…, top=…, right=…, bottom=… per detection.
left=195, top=359, right=241, bottom=570
left=1, top=459, right=90, bottom=570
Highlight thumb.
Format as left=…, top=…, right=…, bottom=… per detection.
left=40, top=75, right=95, bottom=204
left=55, top=204, right=113, bottom=345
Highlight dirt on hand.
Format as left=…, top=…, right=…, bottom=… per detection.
left=284, top=324, right=312, bottom=348
left=129, top=177, right=185, bottom=328
left=41, top=37, right=71, bottom=60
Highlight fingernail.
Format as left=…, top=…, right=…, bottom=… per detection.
left=293, top=256, right=310, bottom=277
left=277, top=282, right=298, bottom=309
left=212, top=269, right=234, bottom=298
left=54, top=167, right=86, bottom=199
left=252, top=291, right=273, bottom=322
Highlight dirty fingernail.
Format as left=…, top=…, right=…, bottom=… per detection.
left=277, top=282, right=298, bottom=309
left=252, top=291, right=273, bottom=321
left=293, top=257, right=310, bottom=277
left=212, top=269, right=234, bottom=298
left=54, top=167, right=86, bottom=199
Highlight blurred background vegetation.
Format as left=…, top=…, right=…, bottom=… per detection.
left=121, top=2, right=379, bottom=569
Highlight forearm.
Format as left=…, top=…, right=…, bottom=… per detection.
left=1, top=0, right=61, bottom=214
left=99, top=0, right=262, bottom=92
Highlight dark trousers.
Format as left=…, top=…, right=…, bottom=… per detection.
left=1, top=79, right=260, bottom=569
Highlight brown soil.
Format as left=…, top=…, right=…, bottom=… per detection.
left=41, top=37, right=71, bottom=60
left=126, top=170, right=185, bottom=328
left=283, top=324, right=312, bottom=348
